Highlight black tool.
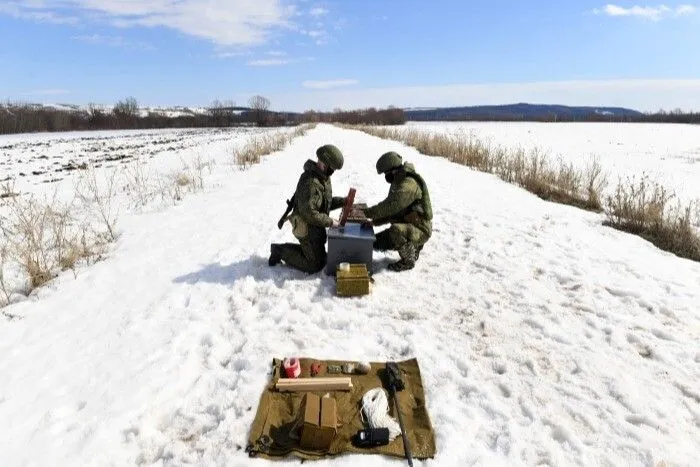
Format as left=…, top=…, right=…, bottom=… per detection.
left=385, top=362, right=413, bottom=467
left=353, top=427, right=390, bottom=447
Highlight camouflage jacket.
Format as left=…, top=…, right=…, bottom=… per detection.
left=292, top=159, right=345, bottom=228
left=364, top=163, right=433, bottom=235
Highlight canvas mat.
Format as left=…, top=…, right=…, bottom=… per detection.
left=246, top=358, right=436, bottom=461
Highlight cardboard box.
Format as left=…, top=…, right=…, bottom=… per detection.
left=336, top=263, right=370, bottom=296
left=299, top=393, right=337, bottom=450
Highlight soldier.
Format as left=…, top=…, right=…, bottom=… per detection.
left=363, top=151, right=432, bottom=271
left=269, top=144, right=346, bottom=273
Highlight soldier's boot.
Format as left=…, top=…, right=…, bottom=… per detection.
left=268, top=244, right=283, bottom=266
left=373, top=230, right=394, bottom=251
left=415, top=244, right=423, bottom=261
left=388, top=242, right=416, bottom=272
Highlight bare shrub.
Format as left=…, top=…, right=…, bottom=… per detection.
left=604, top=175, right=700, bottom=261
left=583, top=159, right=607, bottom=210
left=157, top=155, right=214, bottom=202
left=518, top=148, right=553, bottom=197
left=75, top=165, right=120, bottom=241
left=554, top=158, right=582, bottom=199
left=605, top=175, right=671, bottom=232
left=0, top=181, right=116, bottom=304
left=1, top=180, right=19, bottom=200
left=0, top=192, right=79, bottom=290
left=495, top=146, right=525, bottom=184
left=188, top=155, right=212, bottom=190
left=122, top=161, right=154, bottom=208
left=0, top=244, right=12, bottom=307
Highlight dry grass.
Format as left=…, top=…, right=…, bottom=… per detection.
left=122, top=154, right=214, bottom=207
left=162, top=155, right=212, bottom=202
left=0, top=122, right=312, bottom=308
left=233, top=124, right=315, bottom=169
left=0, top=136, right=238, bottom=308
left=75, top=165, right=120, bottom=241
left=351, top=124, right=700, bottom=262
left=0, top=192, right=84, bottom=295
left=122, top=161, right=154, bottom=208
left=1, top=181, right=19, bottom=200
left=605, top=176, right=700, bottom=261
left=354, top=126, right=607, bottom=211
left=0, top=174, right=118, bottom=306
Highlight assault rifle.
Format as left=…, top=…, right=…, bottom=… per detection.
left=277, top=195, right=295, bottom=229
left=385, top=362, right=413, bottom=467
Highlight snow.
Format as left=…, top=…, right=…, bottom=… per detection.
left=402, top=121, right=700, bottom=205
left=0, top=126, right=276, bottom=202
left=1, top=123, right=699, bottom=466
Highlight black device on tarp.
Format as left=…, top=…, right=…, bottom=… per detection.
left=353, top=427, right=390, bottom=447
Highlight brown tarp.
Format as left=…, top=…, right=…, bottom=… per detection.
left=246, top=358, right=436, bottom=461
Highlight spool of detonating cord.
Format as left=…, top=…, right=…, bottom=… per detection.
left=360, top=388, right=401, bottom=441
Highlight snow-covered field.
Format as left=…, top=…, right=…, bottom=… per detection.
left=402, top=121, right=700, bottom=205
left=0, top=126, right=267, bottom=200
left=1, top=124, right=699, bottom=466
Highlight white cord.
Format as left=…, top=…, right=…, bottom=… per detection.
left=361, top=388, right=401, bottom=441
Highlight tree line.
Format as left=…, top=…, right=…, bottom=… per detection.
left=3, top=94, right=698, bottom=136
left=409, top=109, right=700, bottom=124
left=0, top=95, right=407, bottom=135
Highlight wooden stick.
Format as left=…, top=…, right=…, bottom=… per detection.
left=276, top=377, right=353, bottom=392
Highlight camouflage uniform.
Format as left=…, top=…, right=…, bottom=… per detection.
left=364, top=152, right=432, bottom=271
left=270, top=146, right=345, bottom=273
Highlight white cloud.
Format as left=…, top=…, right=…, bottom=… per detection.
left=215, top=50, right=250, bottom=58
left=266, top=50, right=287, bottom=56
left=676, top=4, right=697, bottom=14
left=309, top=7, right=328, bottom=17
left=246, top=55, right=314, bottom=66
left=0, top=1, right=297, bottom=46
left=0, top=3, right=79, bottom=24
left=73, top=34, right=154, bottom=50
left=593, top=4, right=697, bottom=20
left=299, top=27, right=328, bottom=44
left=247, top=58, right=292, bottom=66
left=306, top=30, right=324, bottom=38
left=258, top=79, right=700, bottom=113
left=302, top=79, right=359, bottom=89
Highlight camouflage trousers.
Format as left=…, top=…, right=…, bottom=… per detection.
left=276, top=227, right=327, bottom=274
left=374, top=223, right=430, bottom=252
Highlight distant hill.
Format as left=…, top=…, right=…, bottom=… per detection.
left=404, top=103, right=644, bottom=121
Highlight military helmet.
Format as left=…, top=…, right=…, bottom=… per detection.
left=316, top=144, right=344, bottom=170
left=376, top=151, right=403, bottom=174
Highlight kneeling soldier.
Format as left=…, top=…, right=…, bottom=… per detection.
left=269, top=144, right=346, bottom=273
left=363, top=151, right=432, bottom=271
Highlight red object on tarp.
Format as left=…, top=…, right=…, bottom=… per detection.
left=338, top=188, right=356, bottom=226
left=283, top=358, right=301, bottom=378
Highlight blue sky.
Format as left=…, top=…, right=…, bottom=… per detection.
left=1, top=0, right=699, bottom=111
